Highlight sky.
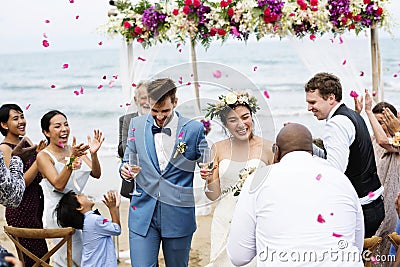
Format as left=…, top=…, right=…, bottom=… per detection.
left=0, top=0, right=399, bottom=54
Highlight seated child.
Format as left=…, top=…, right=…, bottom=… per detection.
left=56, top=190, right=121, bottom=267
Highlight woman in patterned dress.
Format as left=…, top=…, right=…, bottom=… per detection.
left=0, top=103, right=48, bottom=267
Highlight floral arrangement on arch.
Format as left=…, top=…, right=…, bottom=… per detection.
left=103, top=0, right=391, bottom=47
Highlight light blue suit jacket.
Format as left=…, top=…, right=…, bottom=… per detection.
left=122, top=113, right=208, bottom=238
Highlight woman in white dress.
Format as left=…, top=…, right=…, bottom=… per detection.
left=36, top=110, right=104, bottom=267
left=202, top=90, right=274, bottom=266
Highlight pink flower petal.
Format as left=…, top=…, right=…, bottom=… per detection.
left=42, top=40, right=50, bottom=48
left=44, top=19, right=50, bottom=23
left=310, top=34, right=316, bottom=41
left=69, top=0, right=74, bottom=3
left=125, top=103, right=131, bottom=106
left=131, top=83, right=136, bottom=87
left=190, top=73, right=194, bottom=77
left=178, top=77, right=183, bottom=85
left=132, top=128, right=136, bottom=132
left=103, top=75, right=107, bottom=80
left=75, top=15, right=79, bottom=19
left=317, top=214, right=326, bottom=223
left=98, top=41, right=103, bottom=46
left=350, top=91, right=359, bottom=98
left=213, top=70, right=222, bottom=79
left=177, top=43, right=181, bottom=48
left=112, top=75, right=118, bottom=79
left=97, top=85, right=103, bottom=89
left=102, top=219, right=109, bottom=224
left=109, top=80, right=115, bottom=88
left=132, top=205, right=137, bottom=210
left=315, top=173, right=322, bottom=181
left=178, top=131, right=184, bottom=140
left=25, top=104, right=31, bottom=110
left=73, top=90, right=80, bottom=96
left=119, top=104, right=123, bottom=108
left=359, top=71, right=364, bottom=76
left=368, top=191, right=375, bottom=198
left=50, top=84, right=56, bottom=89
left=329, top=38, right=334, bottom=43
left=342, top=59, right=347, bottom=65
left=62, top=63, right=69, bottom=69
left=394, top=74, right=398, bottom=78
left=372, top=91, right=377, bottom=97
left=43, top=33, right=48, bottom=38
left=138, top=56, right=146, bottom=61
left=58, top=141, right=64, bottom=148
left=128, top=137, right=136, bottom=141
left=330, top=212, right=334, bottom=216
left=186, top=82, right=191, bottom=86
left=80, top=86, right=84, bottom=94
left=253, top=66, right=258, bottom=71
left=178, top=49, right=182, bottom=53
left=263, top=90, right=270, bottom=99
left=332, top=232, right=343, bottom=238
left=339, top=36, right=343, bottom=44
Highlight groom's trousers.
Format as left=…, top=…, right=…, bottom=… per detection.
left=129, top=201, right=193, bottom=267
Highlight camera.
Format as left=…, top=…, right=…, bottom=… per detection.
left=0, top=252, right=14, bottom=267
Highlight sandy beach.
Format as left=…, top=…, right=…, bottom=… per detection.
left=0, top=201, right=213, bottom=267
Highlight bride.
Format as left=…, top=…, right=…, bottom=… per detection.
left=202, top=90, right=274, bottom=266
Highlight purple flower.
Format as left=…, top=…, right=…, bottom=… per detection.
left=328, top=0, right=350, bottom=27
left=142, top=6, right=167, bottom=33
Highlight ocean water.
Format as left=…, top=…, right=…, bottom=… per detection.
left=0, top=37, right=399, bottom=154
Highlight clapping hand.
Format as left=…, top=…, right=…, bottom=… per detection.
left=87, top=129, right=105, bottom=155
left=382, top=108, right=400, bottom=136
left=353, top=93, right=364, bottom=114
left=11, top=137, right=37, bottom=164
left=70, top=136, right=89, bottom=158
left=102, top=191, right=120, bottom=209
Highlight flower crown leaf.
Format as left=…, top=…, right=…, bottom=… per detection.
left=205, top=91, right=260, bottom=120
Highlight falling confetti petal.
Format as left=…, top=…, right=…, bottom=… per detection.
left=138, top=56, right=146, bottom=61
left=119, top=104, right=123, bottom=108
left=113, top=75, right=118, bottom=79
left=359, top=71, right=364, bottom=76
left=128, top=137, right=136, bottom=141
left=62, top=63, right=69, bottom=69
left=58, top=141, right=64, bottom=148
left=109, top=80, right=115, bottom=88
left=25, top=104, right=31, bottom=110
left=42, top=40, right=50, bottom=48
left=132, top=128, right=136, bottom=132
left=178, top=77, right=183, bottom=85
left=75, top=15, right=79, bottom=19
left=253, top=66, right=258, bottom=71
left=98, top=41, right=103, bottom=46
left=339, top=36, right=343, bottom=44
left=45, top=19, right=50, bottom=23
left=317, top=214, right=326, bottom=223
left=97, top=85, right=103, bottom=89
left=342, top=59, right=347, bottom=65
left=50, top=84, right=56, bottom=89
left=178, top=49, right=182, bottom=53
left=330, top=212, right=334, bottom=216
left=190, top=73, right=194, bottom=77
left=131, top=83, right=136, bottom=87
left=43, top=33, right=48, bottom=38
left=125, top=103, right=131, bottom=106
left=73, top=90, right=80, bottom=96
left=102, top=219, right=109, bottom=224
left=178, top=131, right=184, bottom=139
left=213, top=70, right=222, bottom=78
left=132, top=205, right=137, bottom=210
left=372, top=91, right=377, bottom=97
left=315, top=174, right=322, bottom=181
left=102, top=75, right=107, bottom=80
left=329, top=38, right=334, bottom=43
left=368, top=191, right=375, bottom=198
left=80, top=87, right=84, bottom=94
left=394, top=74, right=398, bottom=78
left=310, top=34, right=316, bottom=41
left=263, top=90, right=270, bottom=99
left=350, top=91, right=358, bottom=98
left=332, top=232, right=343, bottom=238
left=186, top=82, right=191, bottom=86
left=69, top=0, right=74, bottom=3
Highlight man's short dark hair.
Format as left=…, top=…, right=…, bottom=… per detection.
left=305, top=72, right=342, bottom=102
left=55, top=191, right=84, bottom=229
left=147, top=78, right=177, bottom=104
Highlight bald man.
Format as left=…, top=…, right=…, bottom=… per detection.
left=227, top=123, right=364, bottom=266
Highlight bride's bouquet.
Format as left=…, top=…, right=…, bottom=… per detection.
left=221, top=166, right=257, bottom=196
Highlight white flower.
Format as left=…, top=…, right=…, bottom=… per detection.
left=225, top=92, right=238, bottom=105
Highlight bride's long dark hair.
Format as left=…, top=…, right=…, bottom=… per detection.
left=219, top=103, right=255, bottom=140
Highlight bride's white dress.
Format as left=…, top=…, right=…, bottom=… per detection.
left=207, top=158, right=266, bottom=266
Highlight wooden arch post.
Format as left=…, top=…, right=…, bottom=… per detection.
left=190, top=37, right=201, bottom=115
left=370, top=27, right=382, bottom=102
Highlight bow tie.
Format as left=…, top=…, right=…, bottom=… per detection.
left=152, top=125, right=171, bottom=136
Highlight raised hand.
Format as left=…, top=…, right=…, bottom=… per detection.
left=87, top=129, right=105, bottom=154
left=36, top=139, right=47, bottom=153
left=382, top=108, right=400, bottom=136
left=102, top=191, right=118, bottom=209
left=11, top=137, right=37, bottom=164
left=354, top=93, right=364, bottom=114
left=364, top=89, right=373, bottom=113
left=70, top=136, right=89, bottom=158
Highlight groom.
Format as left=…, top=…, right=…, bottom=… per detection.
left=120, top=78, right=208, bottom=267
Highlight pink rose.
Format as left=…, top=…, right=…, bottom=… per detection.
left=123, top=21, right=132, bottom=29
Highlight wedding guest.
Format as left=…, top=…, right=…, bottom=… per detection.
left=305, top=72, right=384, bottom=238
left=37, top=110, right=104, bottom=267
left=355, top=90, right=400, bottom=259
left=202, top=90, right=274, bottom=266
left=0, top=150, right=25, bottom=267
left=55, top=190, right=121, bottom=267
left=382, top=107, right=400, bottom=136
left=227, top=123, right=364, bottom=266
left=120, top=78, right=208, bottom=267
left=0, top=103, right=48, bottom=266
left=118, top=81, right=150, bottom=199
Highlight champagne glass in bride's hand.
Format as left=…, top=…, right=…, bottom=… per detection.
left=200, top=148, right=214, bottom=192
left=128, top=153, right=142, bottom=196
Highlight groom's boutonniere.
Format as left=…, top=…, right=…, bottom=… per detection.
left=173, top=131, right=187, bottom=158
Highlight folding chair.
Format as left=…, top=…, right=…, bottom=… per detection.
left=4, top=226, right=75, bottom=267
left=363, top=236, right=382, bottom=267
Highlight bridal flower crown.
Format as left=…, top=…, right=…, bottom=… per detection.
left=205, top=90, right=260, bottom=120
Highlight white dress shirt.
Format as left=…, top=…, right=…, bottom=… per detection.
left=227, top=151, right=364, bottom=267
left=154, top=112, right=178, bottom=172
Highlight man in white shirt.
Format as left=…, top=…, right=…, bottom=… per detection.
left=305, top=72, right=384, bottom=238
left=227, top=123, right=364, bottom=266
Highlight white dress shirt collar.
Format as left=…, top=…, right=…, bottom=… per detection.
left=326, top=102, right=342, bottom=121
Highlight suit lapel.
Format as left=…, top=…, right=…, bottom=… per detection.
left=144, top=115, right=161, bottom=173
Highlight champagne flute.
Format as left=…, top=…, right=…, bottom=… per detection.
left=128, top=153, right=142, bottom=196
left=200, top=148, right=214, bottom=192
